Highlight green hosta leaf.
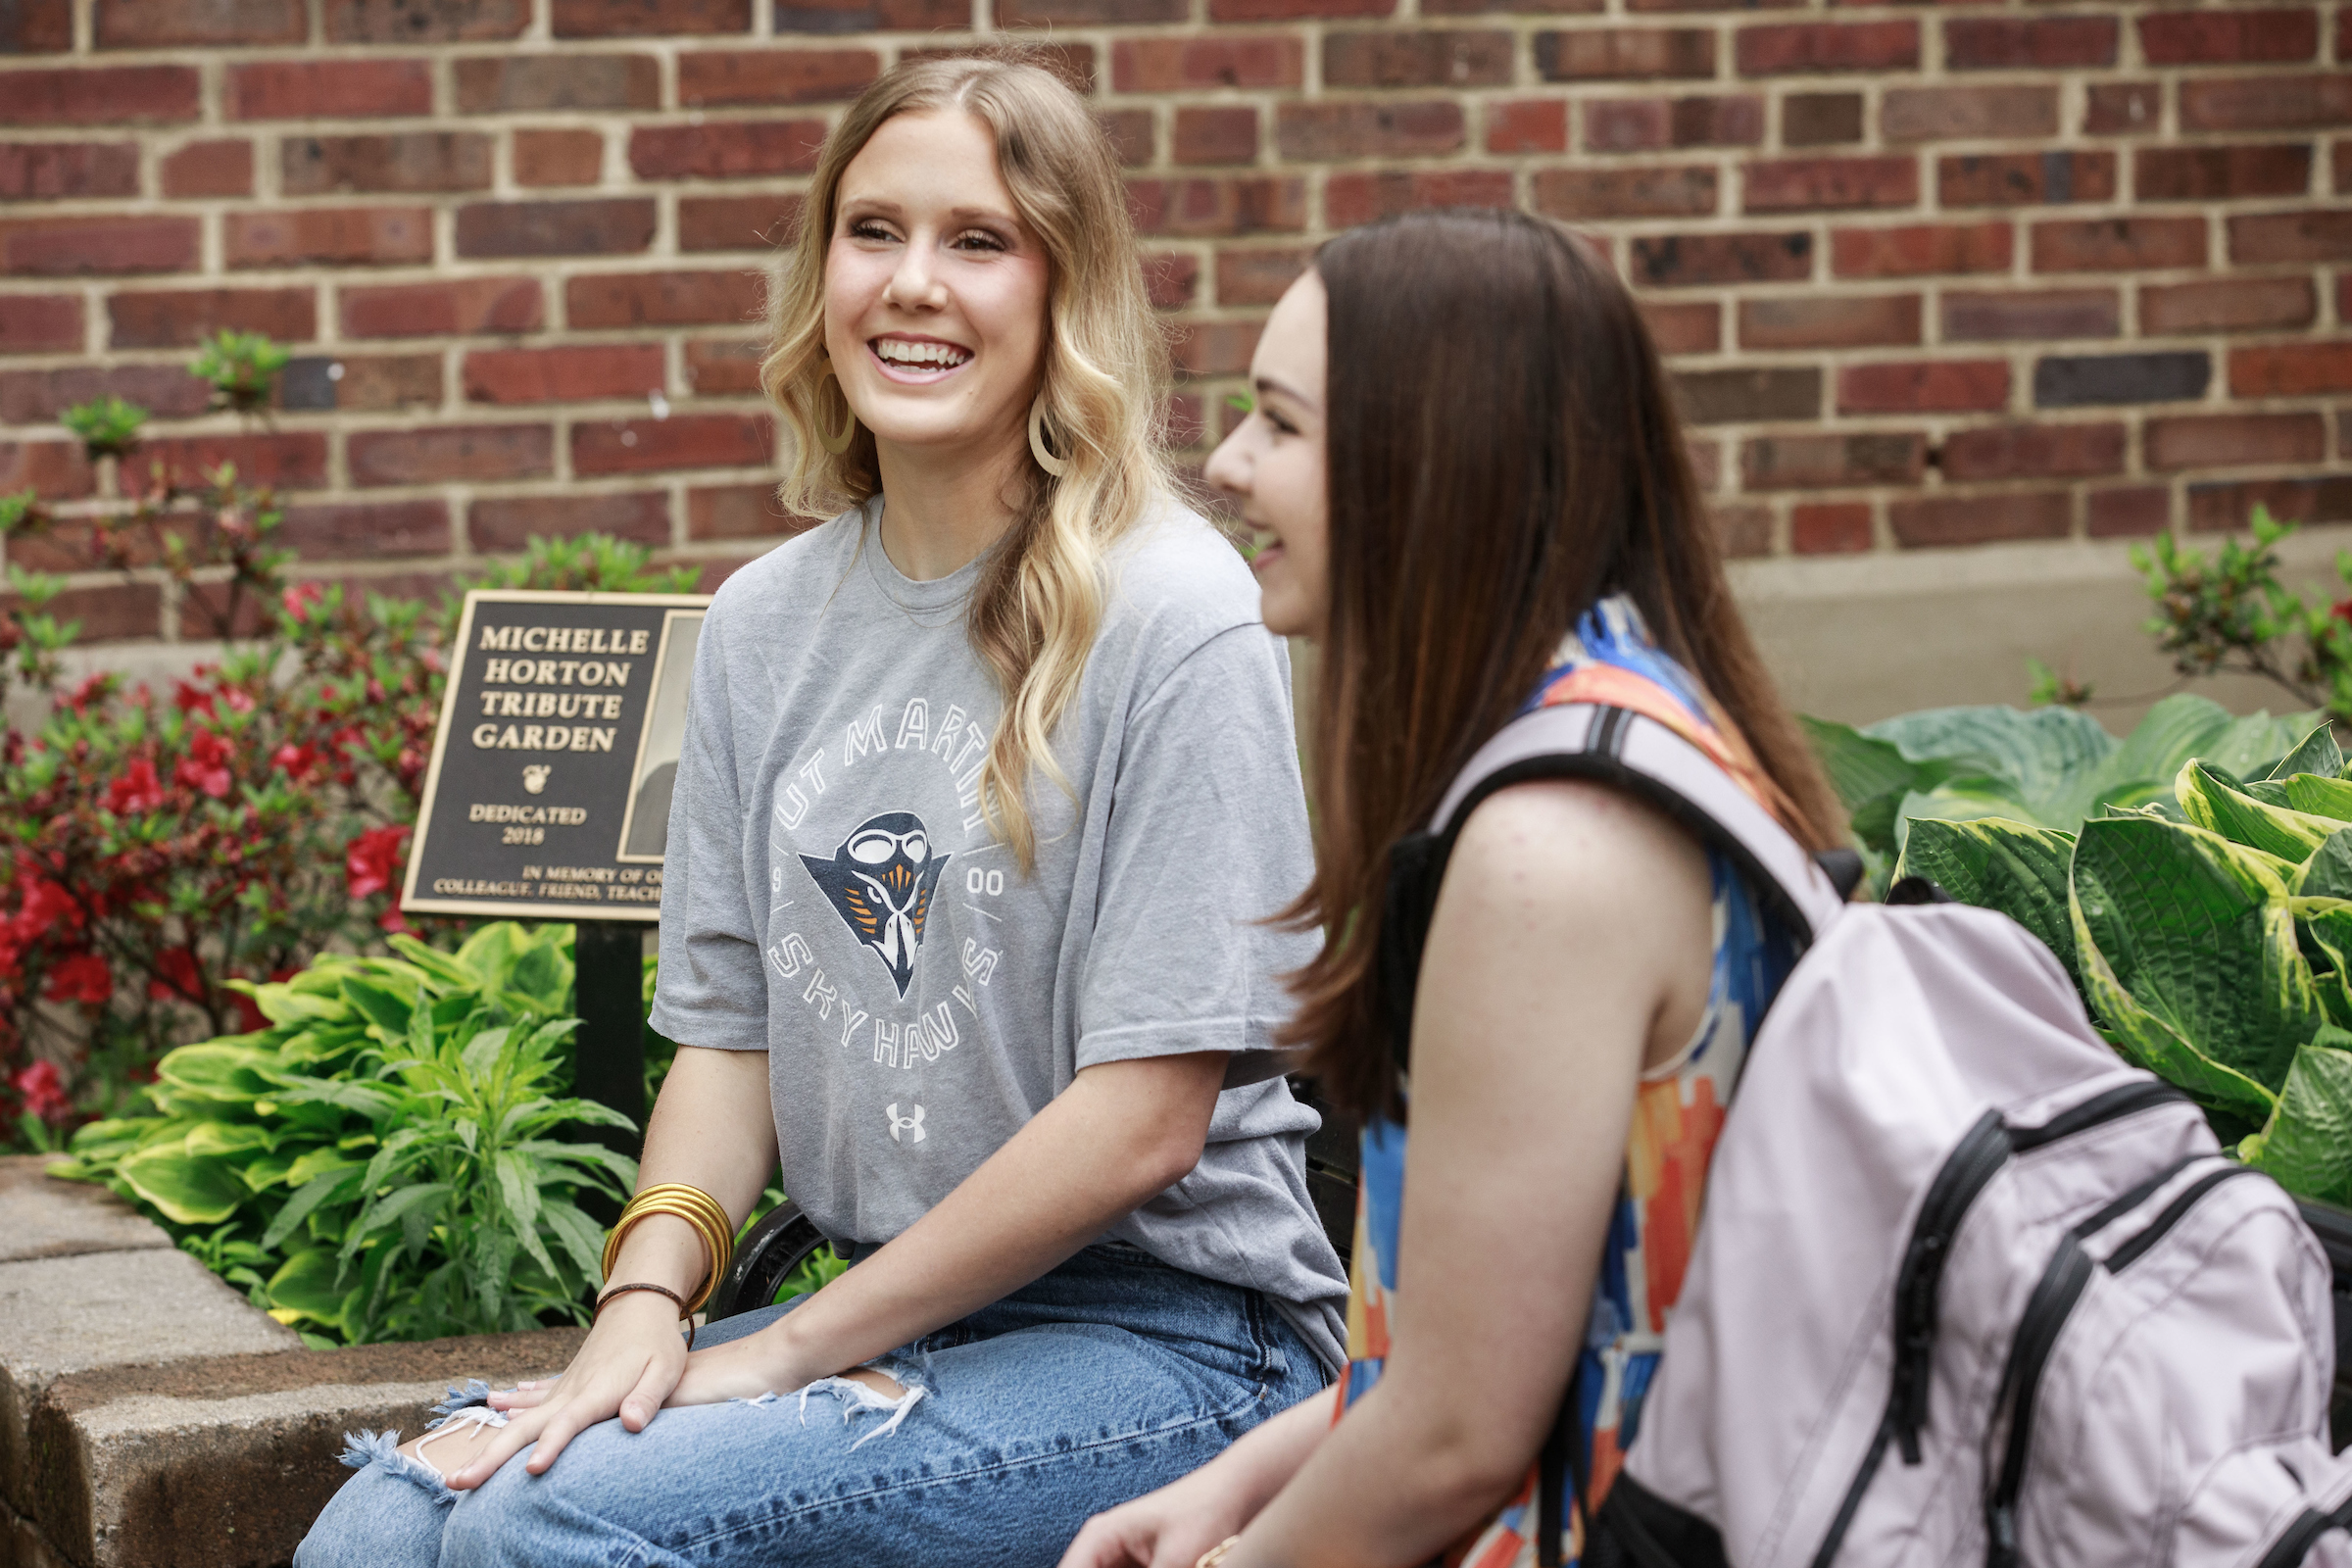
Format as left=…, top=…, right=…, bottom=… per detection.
left=228, top=980, right=354, bottom=1027
left=2267, top=723, right=2346, bottom=782
left=2297, top=830, right=2352, bottom=901
left=2107, top=695, right=2238, bottom=789
left=1801, top=715, right=1934, bottom=856
left=2069, top=814, right=2308, bottom=1113
left=506, top=935, right=572, bottom=1012
left=455, top=923, right=525, bottom=992
left=1890, top=778, right=2043, bottom=857
left=154, top=1043, right=277, bottom=1104
left=2177, top=761, right=2339, bottom=862
left=386, top=935, right=475, bottom=990
left=1868, top=704, right=2117, bottom=825
left=240, top=1152, right=297, bottom=1192
left=266, top=1247, right=349, bottom=1327
left=2285, top=773, right=2352, bottom=824
left=182, top=1121, right=274, bottom=1159
left=2246, top=1033, right=2352, bottom=1205
left=1895, top=816, right=2080, bottom=986
left=282, top=1146, right=360, bottom=1188
left=2207, top=711, right=2328, bottom=783
left=340, top=977, right=422, bottom=1041
left=117, top=1142, right=249, bottom=1225
left=2300, top=901, right=2352, bottom=1029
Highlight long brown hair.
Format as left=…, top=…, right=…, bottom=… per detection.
left=1285, top=209, right=1846, bottom=1120
left=762, top=52, right=1171, bottom=873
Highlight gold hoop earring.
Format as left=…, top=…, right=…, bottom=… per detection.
left=816, top=367, right=857, bottom=456
left=1028, top=397, right=1070, bottom=479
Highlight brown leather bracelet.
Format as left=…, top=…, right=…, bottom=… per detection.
left=595, top=1281, right=696, bottom=1349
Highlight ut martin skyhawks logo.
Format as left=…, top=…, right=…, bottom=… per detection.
left=801, top=811, right=950, bottom=998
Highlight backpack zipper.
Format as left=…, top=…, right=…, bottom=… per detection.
left=1807, top=1081, right=2185, bottom=1568
left=1983, top=1240, right=2096, bottom=1568
left=1982, top=1160, right=2257, bottom=1568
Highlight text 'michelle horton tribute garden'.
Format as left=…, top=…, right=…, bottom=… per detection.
left=15, top=337, right=2352, bottom=1345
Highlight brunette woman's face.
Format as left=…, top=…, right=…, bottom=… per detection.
left=824, top=111, right=1051, bottom=465
left=1206, top=270, right=1328, bottom=640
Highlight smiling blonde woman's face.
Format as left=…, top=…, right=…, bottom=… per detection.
left=1205, top=270, right=1329, bottom=640
left=823, top=110, right=1052, bottom=466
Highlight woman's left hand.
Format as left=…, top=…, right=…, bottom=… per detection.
left=662, top=1328, right=814, bottom=1408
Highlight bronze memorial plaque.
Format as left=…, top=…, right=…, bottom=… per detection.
left=401, top=589, right=713, bottom=921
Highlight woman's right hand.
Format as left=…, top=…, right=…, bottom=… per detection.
left=1057, top=1464, right=1256, bottom=1568
left=442, top=1292, right=690, bottom=1487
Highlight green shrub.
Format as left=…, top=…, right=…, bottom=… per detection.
left=1889, top=724, right=2352, bottom=1211
left=52, top=923, right=636, bottom=1345
left=1805, top=694, right=2316, bottom=897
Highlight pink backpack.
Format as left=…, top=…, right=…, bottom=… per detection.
left=1399, top=699, right=2347, bottom=1568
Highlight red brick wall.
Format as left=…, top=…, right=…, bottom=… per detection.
left=3, top=0, right=2349, bottom=644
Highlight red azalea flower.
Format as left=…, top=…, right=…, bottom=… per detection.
left=43, top=952, right=111, bottom=1006
left=11, top=1060, right=70, bottom=1122
left=282, top=582, right=323, bottom=620
left=173, top=728, right=233, bottom=799
left=271, top=743, right=318, bottom=781
left=147, top=946, right=203, bottom=1004
left=106, top=758, right=166, bottom=816
left=172, top=680, right=217, bottom=717
left=345, top=823, right=411, bottom=901
left=65, top=673, right=113, bottom=714
left=15, top=878, right=82, bottom=941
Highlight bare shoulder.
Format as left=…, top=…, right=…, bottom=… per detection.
left=1424, top=779, right=1717, bottom=1066
left=1443, top=777, right=1712, bottom=923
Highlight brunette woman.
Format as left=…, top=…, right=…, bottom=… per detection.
left=296, top=54, right=1344, bottom=1568
left=1061, top=208, right=1846, bottom=1568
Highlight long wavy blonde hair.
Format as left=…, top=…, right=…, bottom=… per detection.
left=762, top=53, right=1170, bottom=873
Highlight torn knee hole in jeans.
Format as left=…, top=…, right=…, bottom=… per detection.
left=335, top=1381, right=512, bottom=1504
left=732, top=1361, right=929, bottom=1450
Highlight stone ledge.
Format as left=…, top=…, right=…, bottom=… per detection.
left=0, top=1161, right=170, bottom=1267
left=0, top=1160, right=589, bottom=1568
left=0, top=1247, right=301, bottom=1516
left=29, top=1330, right=584, bottom=1568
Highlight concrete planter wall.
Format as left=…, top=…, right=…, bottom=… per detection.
left=0, top=1157, right=581, bottom=1568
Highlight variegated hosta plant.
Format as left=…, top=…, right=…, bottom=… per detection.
left=1893, top=721, right=2352, bottom=1211
left=49, top=923, right=637, bottom=1346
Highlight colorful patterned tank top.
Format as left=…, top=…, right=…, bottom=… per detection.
left=1335, top=595, right=1801, bottom=1568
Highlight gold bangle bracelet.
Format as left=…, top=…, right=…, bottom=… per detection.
left=602, top=1184, right=735, bottom=1313
left=603, top=1197, right=729, bottom=1314
left=605, top=1184, right=734, bottom=1285
left=1196, top=1538, right=1242, bottom=1568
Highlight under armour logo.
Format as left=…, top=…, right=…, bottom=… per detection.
left=886, top=1102, right=926, bottom=1144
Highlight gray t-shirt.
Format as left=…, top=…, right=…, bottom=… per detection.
left=649, top=496, right=1348, bottom=1369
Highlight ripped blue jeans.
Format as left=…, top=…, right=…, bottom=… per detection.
left=294, top=1244, right=1328, bottom=1567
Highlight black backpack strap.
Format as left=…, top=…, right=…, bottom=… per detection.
left=1380, top=702, right=1849, bottom=1072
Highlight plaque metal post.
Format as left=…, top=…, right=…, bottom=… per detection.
left=573, top=920, right=648, bottom=1225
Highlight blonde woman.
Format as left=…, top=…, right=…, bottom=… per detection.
left=295, top=54, right=1344, bottom=1568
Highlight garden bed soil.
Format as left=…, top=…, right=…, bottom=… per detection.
left=0, top=1157, right=583, bottom=1568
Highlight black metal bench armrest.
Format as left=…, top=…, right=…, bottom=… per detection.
left=705, top=1200, right=833, bottom=1322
